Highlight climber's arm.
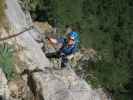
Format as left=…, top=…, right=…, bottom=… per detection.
left=46, top=36, right=63, bottom=48
left=47, top=37, right=58, bottom=44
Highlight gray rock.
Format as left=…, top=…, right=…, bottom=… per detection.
left=0, top=68, right=10, bottom=100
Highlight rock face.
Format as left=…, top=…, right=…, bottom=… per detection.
left=4, top=0, right=110, bottom=100
left=0, top=68, right=10, bottom=100
left=5, top=0, right=50, bottom=71
left=8, top=79, right=34, bottom=100
left=32, top=68, right=108, bottom=100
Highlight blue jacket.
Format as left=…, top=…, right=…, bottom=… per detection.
left=58, top=37, right=78, bottom=56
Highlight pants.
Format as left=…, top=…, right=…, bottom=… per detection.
left=45, top=51, right=68, bottom=68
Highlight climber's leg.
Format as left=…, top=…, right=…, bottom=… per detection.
left=45, top=52, right=60, bottom=58
left=45, top=51, right=60, bottom=58
left=61, top=56, right=68, bottom=68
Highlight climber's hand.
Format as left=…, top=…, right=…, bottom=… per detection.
left=46, top=37, right=58, bottom=44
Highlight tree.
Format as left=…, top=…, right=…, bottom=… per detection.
left=20, top=0, right=54, bottom=21
left=82, top=0, right=133, bottom=100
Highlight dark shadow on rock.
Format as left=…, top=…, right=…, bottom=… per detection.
left=20, top=69, right=45, bottom=100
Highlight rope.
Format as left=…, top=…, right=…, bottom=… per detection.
left=0, top=26, right=33, bottom=41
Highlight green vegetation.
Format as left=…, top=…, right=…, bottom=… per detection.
left=51, top=0, right=83, bottom=28
left=21, top=0, right=133, bottom=99
left=0, top=1, right=15, bottom=80
left=81, top=0, right=133, bottom=99
left=0, top=43, right=16, bottom=80
left=20, top=0, right=54, bottom=22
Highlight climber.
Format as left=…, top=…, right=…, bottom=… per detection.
left=45, top=31, right=80, bottom=68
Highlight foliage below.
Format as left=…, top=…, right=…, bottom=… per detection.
left=81, top=0, right=133, bottom=100
left=0, top=43, right=16, bottom=80
left=20, top=0, right=54, bottom=22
